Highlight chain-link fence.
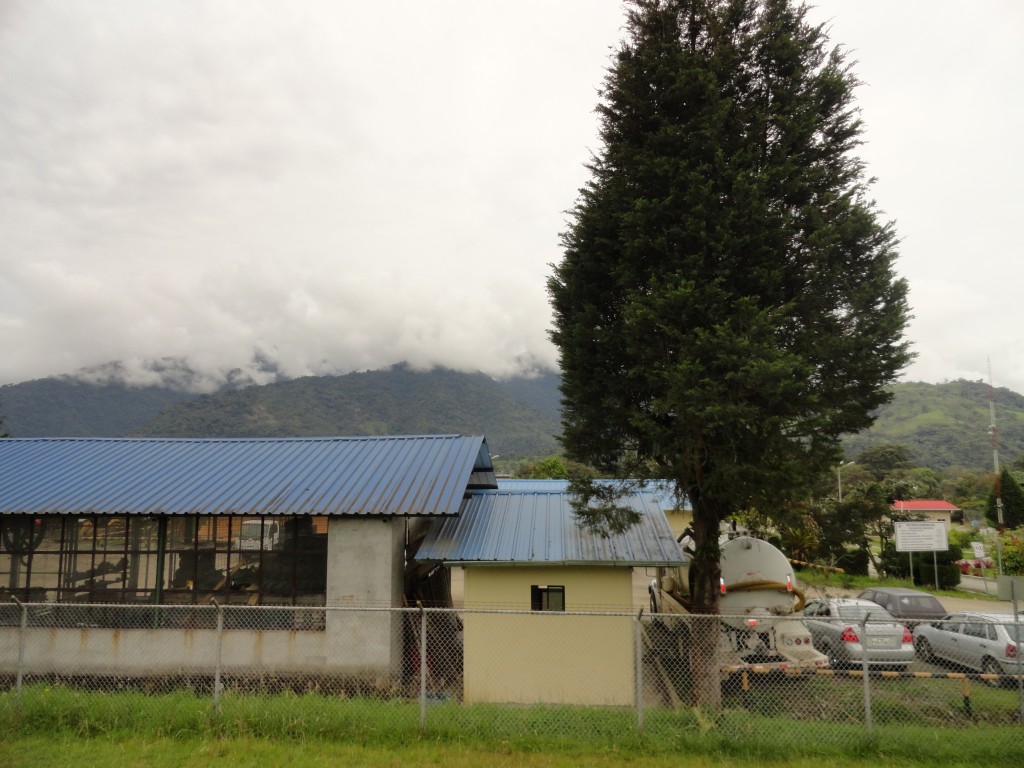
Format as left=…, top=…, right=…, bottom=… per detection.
left=2, top=601, right=1022, bottom=747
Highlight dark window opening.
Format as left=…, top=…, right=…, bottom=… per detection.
left=0, top=514, right=328, bottom=624
left=531, top=584, right=565, bottom=612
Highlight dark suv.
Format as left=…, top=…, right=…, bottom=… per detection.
left=857, top=587, right=946, bottom=627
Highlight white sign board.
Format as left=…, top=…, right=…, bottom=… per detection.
left=894, top=521, right=948, bottom=552
left=971, top=541, right=986, bottom=559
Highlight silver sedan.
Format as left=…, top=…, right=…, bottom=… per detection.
left=802, top=598, right=915, bottom=669
left=913, top=612, right=1023, bottom=685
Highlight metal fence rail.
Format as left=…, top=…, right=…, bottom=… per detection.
left=2, top=601, right=1023, bottom=746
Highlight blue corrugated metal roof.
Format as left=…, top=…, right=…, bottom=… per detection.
left=0, top=435, right=491, bottom=517
left=416, top=486, right=686, bottom=566
left=497, top=479, right=688, bottom=510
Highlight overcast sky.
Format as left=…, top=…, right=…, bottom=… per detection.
left=2, top=1, right=1022, bottom=396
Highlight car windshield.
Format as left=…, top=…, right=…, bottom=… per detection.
left=837, top=605, right=894, bottom=621
left=895, top=595, right=943, bottom=613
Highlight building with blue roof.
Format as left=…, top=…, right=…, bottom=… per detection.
left=0, top=435, right=494, bottom=678
left=415, top=480, right=685, bottom=705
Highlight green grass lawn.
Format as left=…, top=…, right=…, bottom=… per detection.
left=3, top=685, right=1023, bottom=767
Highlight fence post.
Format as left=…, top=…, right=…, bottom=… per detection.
left=635, top=609, right=644, bottom=734
left=860, top=616, right=873, bottom=738
left=213, top=599, right=224, bottom=713
left=12, top=597, right=26, bottom=706
left=418, top=602, right=427, bottom=731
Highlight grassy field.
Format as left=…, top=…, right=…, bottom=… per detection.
left=2, top=684, right=1023, bottom=767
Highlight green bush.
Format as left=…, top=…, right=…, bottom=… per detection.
left=879, top=543, right=908, bottom=579
left=947, top=527, right=976, bottom=552
left=879, top=542, right=961, bottom=588
left=1002, top=533, right=1024, bottom=575
left=835, top=548, right=869, bottom=577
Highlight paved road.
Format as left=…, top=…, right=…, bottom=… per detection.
left=631, top=568, right=1023, bottom=616
left=805, top=575, right=1022, bottom=616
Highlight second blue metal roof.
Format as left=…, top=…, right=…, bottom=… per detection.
left=416, top=483, right=686, bottom=566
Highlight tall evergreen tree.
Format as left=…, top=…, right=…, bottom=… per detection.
left=987, top=467, right=1024, bottom=529
left=549, top=0, right=911, bottom=705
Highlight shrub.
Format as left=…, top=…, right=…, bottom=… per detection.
left=835, top=548, right=869, bottom=577
left=1002, top=533, right=1024, bottom=575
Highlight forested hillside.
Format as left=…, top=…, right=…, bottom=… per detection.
left=0, top=377, right=195, bottom=437
left=131, top=365, right=561, bottom=459
left=4, top=368, right=1024, bottom=472
left=841, top=379, right=1024, bottom=470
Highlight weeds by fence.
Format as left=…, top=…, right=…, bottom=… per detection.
left=2, top=601, right=1023, bottom=755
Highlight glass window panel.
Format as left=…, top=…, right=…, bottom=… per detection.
left=26, top=553, right=61, bottom=592
left=34, top=517, right=63, bottom=552
left=1, top=518, right=49, bottom=554
left=167, top=518, right=197, bottom=548
left=94, top=518, right=128, bottom=552
left=1, top=552, right=23, bottom=592
left=127, top=518, right=160, bottom=552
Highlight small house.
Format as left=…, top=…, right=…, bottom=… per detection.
left=416, top=479, right=685, bottom=705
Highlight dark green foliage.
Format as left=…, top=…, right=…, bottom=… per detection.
left=549, top=0, right=911, bottom=609
left=880, top=542, right=961, bottom=589
left=842, top=379, right=1024, bottom=472
left=915, top=557, right=962, bottom=591
left=1002, top=534, right=1024, bottom=576
left=2, top=366, right=562, bottom=461
left=987, top=467, right=1024, bottom=529
left=0, top=377, right=194, bottom=437
left=133, top=365, right=561, bottom=460
left=523, top=455, right=570, bottom=479
left=835, top=548, right=869, bottom=577
left=855, top=444, right=913, bottom=480
left=8, top=366, right=1024, bottom=476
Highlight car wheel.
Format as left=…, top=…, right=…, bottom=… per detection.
left=915, top=637, right=934, bottom=663
left=981, top=657, right=1003, bottom=688
left=826, top=646, right=844, bottom=669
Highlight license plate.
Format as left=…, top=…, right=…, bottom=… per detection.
left=866, top=636, right=898, bottom=648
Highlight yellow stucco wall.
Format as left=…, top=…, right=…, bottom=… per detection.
left=663, top=508, right=693, bottom=539
left=461, top=566, right=636, bottom=706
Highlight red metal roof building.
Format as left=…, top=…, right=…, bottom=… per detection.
left=890, top=499, right=961, bottom=524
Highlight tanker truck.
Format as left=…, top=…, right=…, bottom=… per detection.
left=648, top=532, right=827, bottom=675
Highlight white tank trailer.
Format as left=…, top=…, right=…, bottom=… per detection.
left=649, top=534, right=827, bottom=674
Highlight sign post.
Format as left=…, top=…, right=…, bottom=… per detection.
left=894, top=521, right=948, bottom=591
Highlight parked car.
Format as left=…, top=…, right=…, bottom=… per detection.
left=802, top=597, right=915, bottom=669
left=856, top=587, right=946, bottom=628
left=913, top=612, right=1023, bottom=685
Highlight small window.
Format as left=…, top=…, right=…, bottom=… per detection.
left=531, top=585, right=565, bottom=612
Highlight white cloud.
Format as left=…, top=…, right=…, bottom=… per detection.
left=1, top=0, right=1023, bottom=397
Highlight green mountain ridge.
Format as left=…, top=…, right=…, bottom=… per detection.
left=3, top=369, right=1023, bottom=471
left=131, top=366, right=562, bottom=459
left=842, top=379, right=1024, bottom=471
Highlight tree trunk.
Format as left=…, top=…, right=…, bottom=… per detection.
left=687, top=498, right=722, bottom=709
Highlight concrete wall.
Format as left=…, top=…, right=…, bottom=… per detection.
left=461, top=566, right=636, bottom=706
left=0, top=517, right=412, bottom=680
left=0, top=626, right=332, bottom=676
left=325, top=517, right=407, bottom=673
